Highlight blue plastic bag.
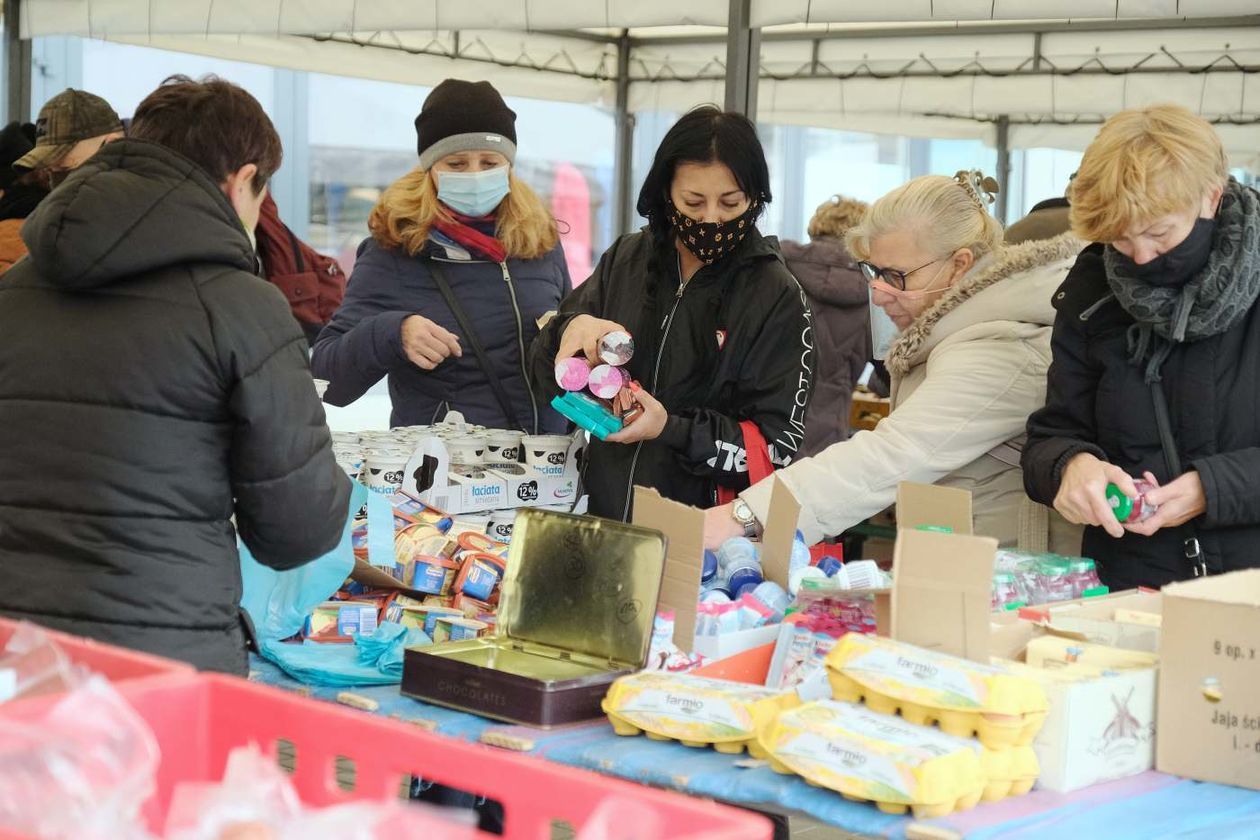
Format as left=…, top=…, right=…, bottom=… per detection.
left=240, top=482, right=428, bottom=686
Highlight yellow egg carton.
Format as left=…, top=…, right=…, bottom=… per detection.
left=825, top=634, right=1048, bottom=749
left=602, top=672, right=797, bottom=754
left=757, top=699, right=987, bottom=819
left=981, top=745, right=1040, bottom=801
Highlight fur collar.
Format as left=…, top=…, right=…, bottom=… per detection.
left=885, top=232, right=1085, bottom=376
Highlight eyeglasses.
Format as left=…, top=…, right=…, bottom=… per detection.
left=857, top=258, right=942, bottom=292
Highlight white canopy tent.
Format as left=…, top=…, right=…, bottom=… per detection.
left=9, top=0, right=1260, bottom=224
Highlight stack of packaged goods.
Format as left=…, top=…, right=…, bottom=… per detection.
left=818, top=635, right=1046, bottom=810
left=992, top=550, right=1106, bottom=611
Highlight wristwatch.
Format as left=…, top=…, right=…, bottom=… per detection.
left=731, top=499, right=761, bottom=538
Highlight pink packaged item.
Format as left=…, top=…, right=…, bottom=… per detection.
left=554, top=357, right=591, bottom=392
left=587, top=364, right=629, bottom=400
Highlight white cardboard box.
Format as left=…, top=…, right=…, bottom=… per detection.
left=692, top=624, right=781, bottom=662
left=401, top=434, right=583, bottom=515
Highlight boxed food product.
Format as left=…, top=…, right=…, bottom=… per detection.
left=1158, top=570, right=1260, bottom=791
left=825, top=634, right=1048, bottom=749
left=758, top=699, right=987, bottom=818
left=603, top=672, right=795, bottom=753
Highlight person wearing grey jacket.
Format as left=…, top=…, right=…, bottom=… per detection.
left=780, top=195, right=871, bottom=456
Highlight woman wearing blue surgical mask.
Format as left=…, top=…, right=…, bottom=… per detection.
left=313, top=79, right=571, bottom=432
left=704, top=171, right=1085, bottom=555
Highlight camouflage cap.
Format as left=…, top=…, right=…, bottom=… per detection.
left=13, top=89, right=123, bottom=172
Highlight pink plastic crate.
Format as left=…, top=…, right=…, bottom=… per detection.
left=0, top=616, right=193, bottom=686
left=0, top=673, right=771, bottom=840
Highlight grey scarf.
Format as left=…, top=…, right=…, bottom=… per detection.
left=1104, top=179, right=1260, bottom=383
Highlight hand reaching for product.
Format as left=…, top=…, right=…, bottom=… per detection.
left=1054, top=452, right=1138, bottom=538
left=557, top=314, right=628, bottom=365
left=605, top=383, right=668, bottom=444
left=1122, top=470, right=1206, bottom=537
left=401, top=314, right=462, bottom=371
left=703, top=502, right=746, bottom=550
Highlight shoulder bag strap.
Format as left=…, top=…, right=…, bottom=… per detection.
left=428, top=260, right=527, bottom=433
left=1150, top=380, right=1207, bottom=577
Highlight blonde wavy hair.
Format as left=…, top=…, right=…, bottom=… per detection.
left=369, top=167, right=559, bottom=259
left=846, top=172, right=1004, bottom=264
left=1069, top=105, right=1229, bottom=243
left=808, top=195, right=869, bottom=240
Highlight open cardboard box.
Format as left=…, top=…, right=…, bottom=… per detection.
left=402, top=434, right=583, bottom=515
left=1019, top=589, right=1163, bottom=653
left=633, top=479, right=997, bottom=663
left=989, top=612, right=1158, bottom=793
left=1157, top=569, right=1260, bottom=791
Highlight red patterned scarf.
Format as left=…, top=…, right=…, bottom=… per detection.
left=432, top=209, right=507, bottom=263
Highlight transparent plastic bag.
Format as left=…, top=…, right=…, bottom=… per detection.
left=0, top=621, right=87, bottom=703
left=0, top=674, right=160, bottom=839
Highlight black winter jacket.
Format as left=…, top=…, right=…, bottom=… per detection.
left=1023, top=242, right=1260, bottom=589
left=531, top=228, right=814, bottom=520
left=0, top=140, right=351, bottom=673
left=313, top=237, right=570, bottom=432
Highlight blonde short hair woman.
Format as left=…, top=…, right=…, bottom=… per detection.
left=314, top=79, right=572, bottom=432
left=706, top=171, right=1085, bottom=552
left=1024, top=105, right=1260, bottom=590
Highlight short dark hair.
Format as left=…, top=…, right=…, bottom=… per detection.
left=635, top=106, right=772, bottom=246
left=130, top=75, right=282, bottom=194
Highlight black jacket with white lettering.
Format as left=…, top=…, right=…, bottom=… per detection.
left=530, top=227, right=814, bottom=520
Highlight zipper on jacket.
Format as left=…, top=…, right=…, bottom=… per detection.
left=500, top=262, right=541, bottom=434
left=620, top=254, right=690, bottom=521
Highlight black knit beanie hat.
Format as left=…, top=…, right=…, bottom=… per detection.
left=415, top=79, right=517, bottom=171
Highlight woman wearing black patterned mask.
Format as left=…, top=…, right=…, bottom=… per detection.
left=530, top=106, right=813, bottom=521
left=1024, top=104, right=1260, bottom=589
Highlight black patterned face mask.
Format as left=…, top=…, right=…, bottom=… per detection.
left=668, top=199, right=760, bottom=264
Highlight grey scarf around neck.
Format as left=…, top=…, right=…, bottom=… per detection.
left=1104, top=179, right=1260, bottom=383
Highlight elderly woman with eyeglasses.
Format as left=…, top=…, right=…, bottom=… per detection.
left=704, top=171, right=1085, bottom=553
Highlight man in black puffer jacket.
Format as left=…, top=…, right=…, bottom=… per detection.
left=0, top=76, right=351, bottom=674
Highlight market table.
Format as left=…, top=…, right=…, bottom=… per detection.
left=249, top=657, right=1260, bottom=839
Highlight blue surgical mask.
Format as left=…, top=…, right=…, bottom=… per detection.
left=437, top=166, right=511, bottom=217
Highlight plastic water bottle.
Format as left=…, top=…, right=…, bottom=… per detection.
left=717, top=537, right=760, bottom=576
left=751, top=581, right=790, bottom=617
left=702, top=549, right=719, bottom=583
left=789, top=530, right=811, bottom=574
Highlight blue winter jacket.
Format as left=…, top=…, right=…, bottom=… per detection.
left=313, top=236, right=571, bottom=432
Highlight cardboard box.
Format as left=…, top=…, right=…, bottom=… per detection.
left=889, top=482, right=996, bottom=663
left=692, top=623, right=782, bottom=661
left=1033, top=591, right=1163, bottom=653
left=1157, top=570, right=1260, bottom=791
left=990, top=614, right=1158, bottom=793
left=633, top=478, right=800, bottom=653
left=401, top=434, right=583, bottom=515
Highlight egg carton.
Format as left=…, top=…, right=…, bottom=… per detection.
left=758, top=699, right=988, bottom=820
left=826, top=671, right=1047, bottom=749
left=601, top=671, right=796, bottom=756
left=605, top=709, right=758, bottom=754
left=981, top=745, right=1039, bottom=801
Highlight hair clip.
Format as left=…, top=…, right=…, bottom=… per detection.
left=954, top=169, right=1000, bottom=212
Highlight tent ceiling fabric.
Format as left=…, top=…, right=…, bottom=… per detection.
left=17, top=1, right=1260, bottom=167
left=18, top=0, right=1259, bottom=35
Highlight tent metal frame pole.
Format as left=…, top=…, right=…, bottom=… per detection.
left=4, top=0, right=31, bottom=123
left=613, top=29, right=635, bottom=236
left=631, top=15, right=1260, bottom=47
left=995, top=115, right=1011, bottom=224
left=724, top=0, right=759, bottom=119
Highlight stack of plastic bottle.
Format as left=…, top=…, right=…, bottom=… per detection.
left=992, top=550, right=1106, bottom=611
left=552, top=331, right=638, bottom=439
left=695, top=534, right=811, bottom=637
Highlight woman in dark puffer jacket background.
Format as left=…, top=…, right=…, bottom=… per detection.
left=1024, top=104, right=1260, bottom=590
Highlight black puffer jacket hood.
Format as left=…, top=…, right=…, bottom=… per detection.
left=23, top=139, right=254, bottom=289
left=0, top=138, right=350, bottom=674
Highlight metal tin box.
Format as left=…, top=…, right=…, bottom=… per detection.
left=401, top=508, right=667, bottom=727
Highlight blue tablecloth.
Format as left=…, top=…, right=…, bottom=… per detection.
left=248, top=656, right=1260, bottom=838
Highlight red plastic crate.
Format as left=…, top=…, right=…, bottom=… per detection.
left=0, top=673, right=770, bottom=840
left=0, top=616, right=193, bottom=686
